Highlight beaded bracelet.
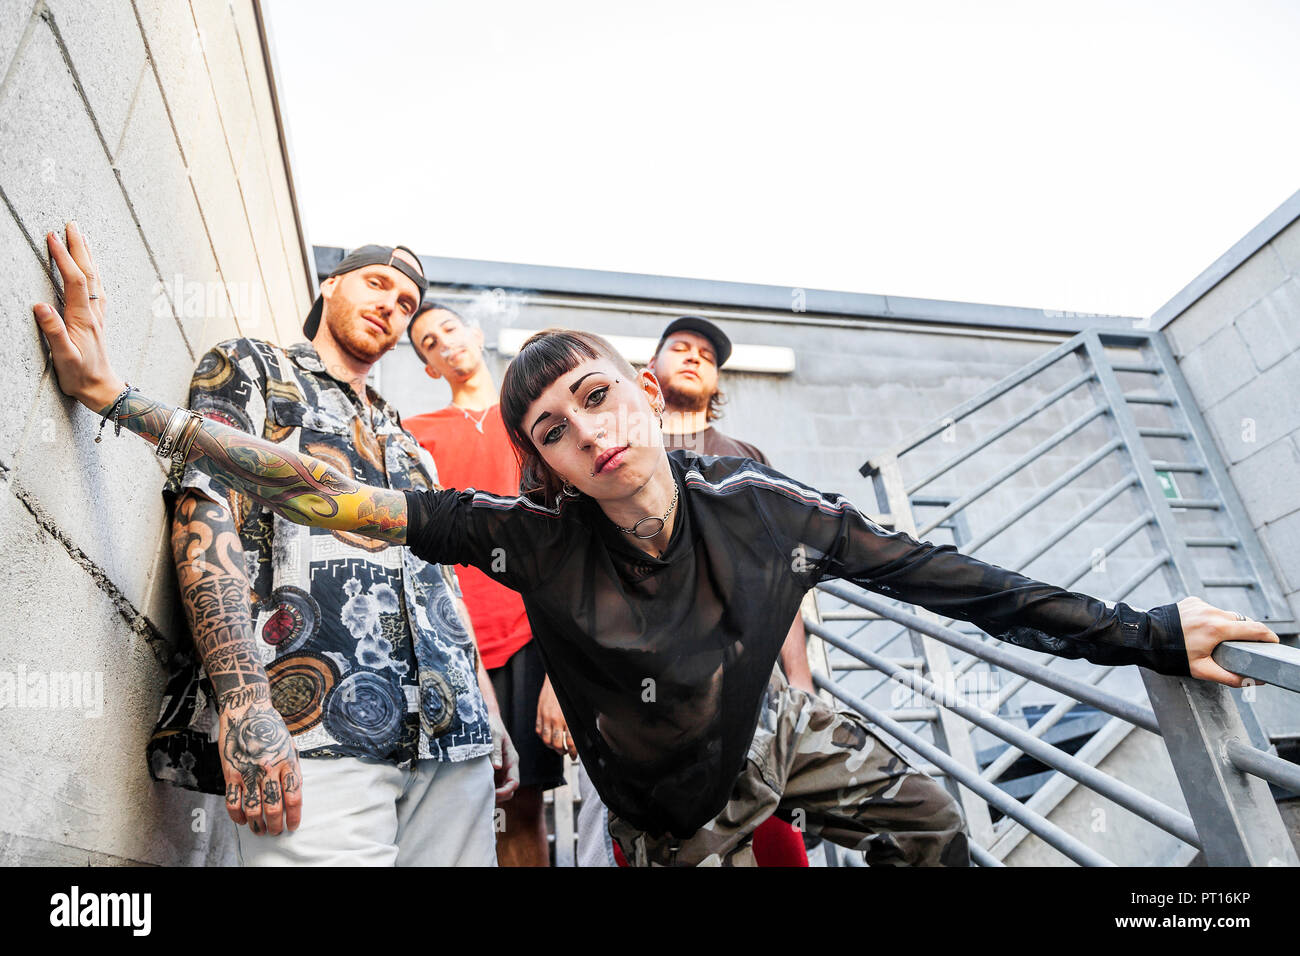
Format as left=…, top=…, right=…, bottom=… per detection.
left=95, top=383, right=134, bottom=444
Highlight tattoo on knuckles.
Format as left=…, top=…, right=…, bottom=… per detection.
left=222, top=707, right=293, bottom=828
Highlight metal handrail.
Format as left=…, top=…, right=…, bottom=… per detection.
left=960, top=440, right=1126, bottom=555
left=915, top=406, right=1109, bottom=537
left=809, top=621, right=1201, bottom=846
left=979, top=670, right=1115, bottom=783
left=814, top=581, right=1163, bottom=733
left=863, top=335, right=1091, bottom=472
left=812, top=592, right=1300, bottom=860
left=1225, top=739, right=1300, bottom=792
left=813, top=676, right=1115, bottom=866
left=906, top=369, right=1097, bottom=495
left=1213, top=640, right=1300, bottom=694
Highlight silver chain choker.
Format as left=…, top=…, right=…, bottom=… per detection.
left=615, top=483, right=680, bottom=539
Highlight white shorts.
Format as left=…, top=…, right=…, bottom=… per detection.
left=235, top=754, right=497, bottom=867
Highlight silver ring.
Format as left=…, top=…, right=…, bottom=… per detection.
left=1231, top=611, right=1248, bottom=621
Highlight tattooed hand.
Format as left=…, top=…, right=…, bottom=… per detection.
left=220, top=695, right=302, bottom=836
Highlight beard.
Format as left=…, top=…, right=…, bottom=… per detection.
left=322, top=287, right=396, bottom=364
left=661, top=376, right=711, bottom=413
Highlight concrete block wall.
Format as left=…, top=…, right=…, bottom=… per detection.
left=1164, top=215, right=1300, bottom=626
left=0, top=0, right=310, bottom=865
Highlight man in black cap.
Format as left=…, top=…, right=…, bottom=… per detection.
left=149, top=245, right=518, bottom=866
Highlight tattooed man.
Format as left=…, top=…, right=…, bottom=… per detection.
left=146, top=241, right=517, bottom=865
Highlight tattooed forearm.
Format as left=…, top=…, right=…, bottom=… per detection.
left=172, top=492, right=269, bottom=706
left=218, top=683, right=270, bottom=711
left=104, top=391, right=170, bottom=441
left=119, top=392, right=408, bottom=544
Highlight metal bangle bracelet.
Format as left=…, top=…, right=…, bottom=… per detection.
left=170, top=411, right=206, bottom=466
left=155, top=408, right=190, bottom=460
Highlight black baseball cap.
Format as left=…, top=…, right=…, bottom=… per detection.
left=654, top=316, right=733, bottom=368
left=303, top=244, right=428, bottom=339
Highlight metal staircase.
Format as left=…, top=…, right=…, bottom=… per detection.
left=803, top=327, right=1300, bottom=866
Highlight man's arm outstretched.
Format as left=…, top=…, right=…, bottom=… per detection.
left=33, top=222, right=408, bottom=545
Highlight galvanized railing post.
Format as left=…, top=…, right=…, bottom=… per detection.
left=1139, top=671, right=1299, bottom=865
left=870, top=457, right=997, bottom=848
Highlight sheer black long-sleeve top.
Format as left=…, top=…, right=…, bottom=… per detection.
left=404, top=451, right=1188, bottom=838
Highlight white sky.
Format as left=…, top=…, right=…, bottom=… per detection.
left=263, top=0, right=1300, bottom=318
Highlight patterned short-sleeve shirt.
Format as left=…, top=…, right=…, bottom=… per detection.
left=147, top=338, right=492, bottom=794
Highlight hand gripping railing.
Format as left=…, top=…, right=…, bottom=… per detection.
left=807, top=584, right=1300, bottom=866
left=808, top=326, right=1299, bottom=866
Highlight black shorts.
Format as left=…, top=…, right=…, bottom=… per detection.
left=489, top=641, right=565, bottom=791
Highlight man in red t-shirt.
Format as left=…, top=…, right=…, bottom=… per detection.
left=404, top=301, right=564, bottom=867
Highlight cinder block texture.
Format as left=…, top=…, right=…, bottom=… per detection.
left=1, top=1, right=308, bottom=865
left=0, top=0, right=37, bottom=82
left=113, top=66, right=219, bottom=354
left=43, top=0, right=148, bottom=152
left=1166, top=245, right=1287, bottom=358
left=0, top=483, right=235, bottom=866
left=0, top=210, right=55, bottom=468
left=1227, top=436, right=1300, bottom=527
left=1166, top=214, right=1300, bottom=629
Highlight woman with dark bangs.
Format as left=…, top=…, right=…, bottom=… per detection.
left=35, top=228, right=1278, bottom=866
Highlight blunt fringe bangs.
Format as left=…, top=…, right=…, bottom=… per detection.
left=500, top=329, right=636, bottom=503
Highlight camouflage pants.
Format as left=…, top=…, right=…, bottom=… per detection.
left=608, top=666, right=971, bottom=867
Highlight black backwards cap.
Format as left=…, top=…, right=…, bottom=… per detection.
left=303, top=244, right=429, bottom=339
left=654, top=315, right=733, bottom=368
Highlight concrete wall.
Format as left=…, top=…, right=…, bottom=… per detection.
left=0, top=0, right=310, bottom=865
left=1162, top=213, right=1300, bottom=627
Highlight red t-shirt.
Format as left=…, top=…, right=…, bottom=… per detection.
left=404, top=404, right=533, bottom=670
